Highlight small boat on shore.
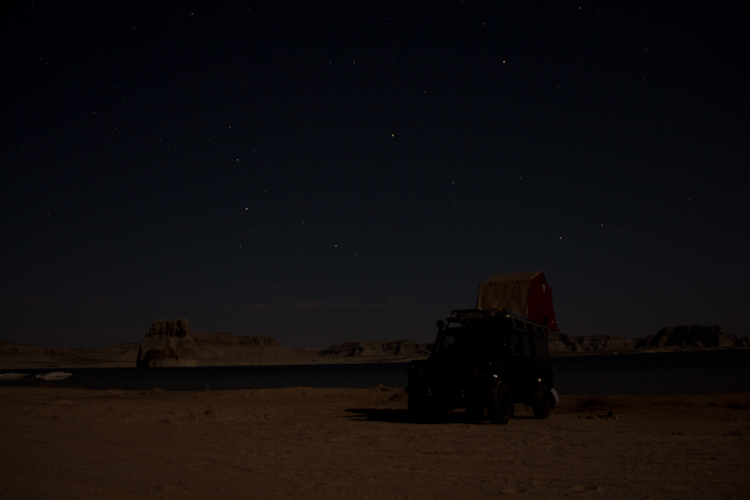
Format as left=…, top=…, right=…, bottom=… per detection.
left=35, top=371, right=73, bottom=381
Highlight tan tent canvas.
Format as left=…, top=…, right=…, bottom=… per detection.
left=477, top=271, right=559, bottom=331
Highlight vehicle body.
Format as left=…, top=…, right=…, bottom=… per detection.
left=407, top=308, right=557, bottom=424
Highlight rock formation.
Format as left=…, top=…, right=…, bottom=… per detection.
left=576, top=335, right=638, bottom=351
left=0, top=342, right=75, bottom=356
left=0, top=341, right=139, bottom=360
left=191, top=333, right=296, bottom=364
left=548, top=334, right=637, bottom=353
left=136, top=319, right=198, bottom=368
left=319, top=340, right=432, bottom=358
left=549, top=333, right=583, bottom=353
left=635, top=325, right=734, bottom=349
left=192, top=333, right=280, bottom=348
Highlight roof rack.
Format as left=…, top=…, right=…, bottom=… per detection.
left=449, top=308, right=530, bottom=322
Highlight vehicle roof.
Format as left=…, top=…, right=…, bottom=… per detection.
left=479, top=271, right=542, bottom=283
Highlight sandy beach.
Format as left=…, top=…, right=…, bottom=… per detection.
left=1, top=386, right=748, bottom=499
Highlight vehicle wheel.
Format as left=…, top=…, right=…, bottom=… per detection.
left=487, top=381, right=512, bottom=425
left=533, top=384, right=551, bottom=419
left=408, top=389, right=426, bottom=411
left=465, top=387, right=485, bottom=420
left=466, top=400, right=484, bottom=420
left=408, top=389, right=434, bottom=421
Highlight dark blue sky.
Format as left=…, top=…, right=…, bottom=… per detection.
left=2, top=1, right=748, bottom=348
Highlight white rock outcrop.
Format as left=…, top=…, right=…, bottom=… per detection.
left=136, top=319, right=198, bottom=368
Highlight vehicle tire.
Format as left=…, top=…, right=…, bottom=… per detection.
left=408, top=389, right=426, bottom=411
left=466, top=400, right=484, bottom=420
left=532, top=384, right=551, bottom=419
left=408, top=389, right=434, bottom=421
left=465, top=386, right=485, bottom=420
left=487, top=381, right=512, bottom=425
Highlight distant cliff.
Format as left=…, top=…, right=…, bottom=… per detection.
left=635, top=325, right=735, bottom=349
left=192, top=333, right=280, bottom=347
left=1, top=333, right=298, bottom=368
left=550, top=325, right=747, bottom=355
left=549, top=334, right=637, bottom=353
left=191, top=333, right=296, bottom=364
left=2, top=323, right=748, bottom=369
left=0, top=341, right=140, bottom=358
left=319, top=340, right=432, bottom=359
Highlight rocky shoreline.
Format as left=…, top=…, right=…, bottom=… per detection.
left=0, top=338, right=432, bottom=369
left=2, top=322, right=747, bottom=369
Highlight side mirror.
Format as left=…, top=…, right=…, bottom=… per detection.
left=436, top=319, right=445, bottom=330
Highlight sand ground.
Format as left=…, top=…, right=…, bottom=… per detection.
left=1, top=387, right=748, bottom=499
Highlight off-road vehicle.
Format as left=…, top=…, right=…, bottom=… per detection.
left=407, top=308, right=557, bottom=424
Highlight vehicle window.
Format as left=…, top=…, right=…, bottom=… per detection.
left=534, top=334, right=549, bottom=358
left=510, top=331, right=534, bottom=357
left=522, top=333, right=533, bottom=357
left=510, top=332, right=523, bottom=356
left=437, top=324, right=472, bottom=356
left=439, top=324, right=499, bottom=357
left=442, top=333, right=456, bottom=349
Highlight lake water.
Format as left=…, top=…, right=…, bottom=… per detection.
left=2, top=349, right=749, bottom=395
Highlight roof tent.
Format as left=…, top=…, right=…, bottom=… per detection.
left=477, top=271, right=559, bottom=331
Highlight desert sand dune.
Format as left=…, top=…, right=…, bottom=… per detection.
left=1, top=387, right=748, bottom=499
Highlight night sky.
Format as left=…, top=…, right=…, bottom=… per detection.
left=2, top=2, right=748, bottom=349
